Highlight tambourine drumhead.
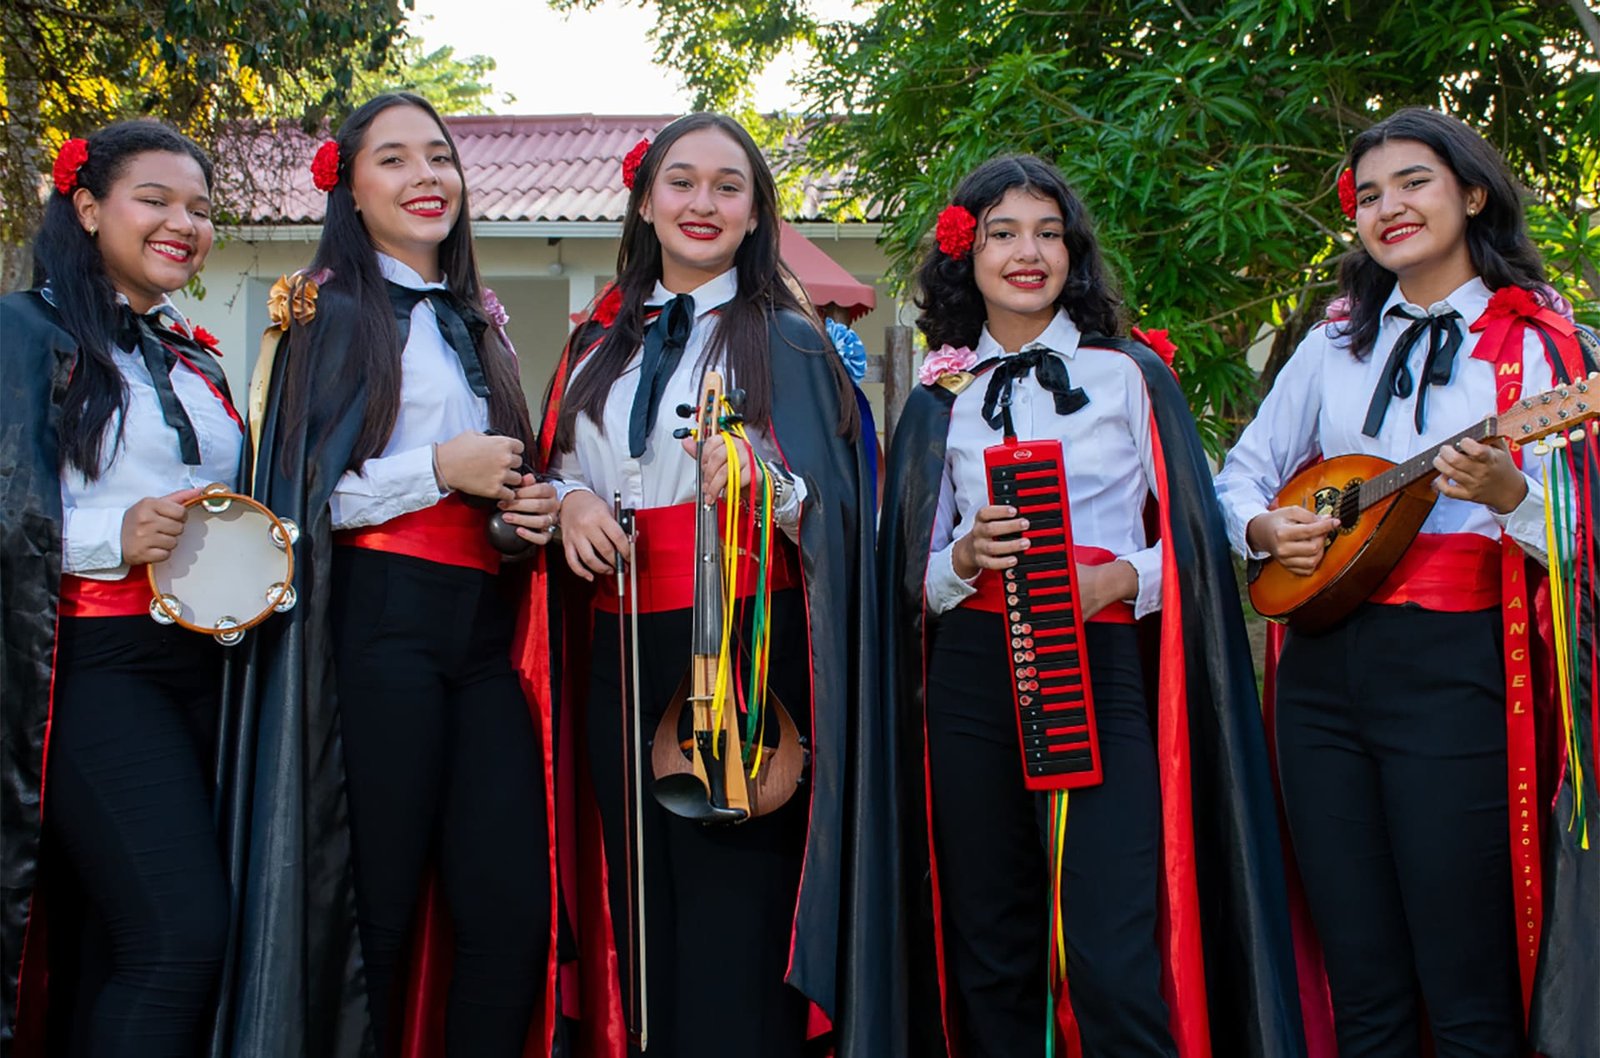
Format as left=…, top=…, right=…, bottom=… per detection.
left=146, top=485, right=297, bottom=643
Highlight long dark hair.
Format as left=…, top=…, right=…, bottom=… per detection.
left=279, top=92, right=532, bottom=472
left=552, top=112, right=858, bottom=453
left=31, top=120, right=213, bottom=479
left=1333, top=107, right=1548, bottom=360
left=914, top=155, right=1124, bottom=351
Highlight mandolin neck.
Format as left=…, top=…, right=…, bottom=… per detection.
left=1356, top=416, right=1499, bottom=510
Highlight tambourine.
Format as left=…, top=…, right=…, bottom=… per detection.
left=146, top=482, right=299, bottom=645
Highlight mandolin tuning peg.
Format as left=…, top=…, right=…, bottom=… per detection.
left=675, top=402, right=695, bottom=419
left=1568, top=428, right=1587, bottom=444
left=726, top=387, right=747, bottom=408
left=672, top=427, right=692, bottom=439
left=1534, top=441, right=1551, bottom=456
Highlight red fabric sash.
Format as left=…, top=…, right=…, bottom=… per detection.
left=592, top=500, right=798, bottom=614
left=961, top=545, right=1137, bottom=624
left=58, top=568, right=152, bottom=618
left=1369, top=533, right=1501, bottom=611
left=1466, top=288, right=1586, bottom=1022
left=335, top=493, right=499, bottom=575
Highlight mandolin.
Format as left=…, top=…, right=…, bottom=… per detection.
left=651, top=371, right=806, bottom=823
left=1250, top=375, right=1600, bottom=632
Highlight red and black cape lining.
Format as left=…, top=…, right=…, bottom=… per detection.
left=0, top=290, right=237, bottom=1053
left=878, top=335, right=1306, bottom=1058
left=535, top=304, right=902, bottom=1058
left=219, top=278, right=559, bottom=1058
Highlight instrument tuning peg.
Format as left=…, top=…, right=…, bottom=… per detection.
left=675, top=403, right=695, bottom=419
left=726, top=387, right=747, bottom=408
left=672, top=427, right=692, bottom=440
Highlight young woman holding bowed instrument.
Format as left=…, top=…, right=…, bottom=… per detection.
left=1215, top=107, right=1600, bottom=1057
left=879, top=154, right=1303, bottom=1058
left=1, top=121, right=237, bottom=1056
left=229, top=92, right=558, bottom=1057
left=539, top=112, right=894, bottom=1058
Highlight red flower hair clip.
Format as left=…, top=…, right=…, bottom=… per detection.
left=1337, top=168, right=1357, bottom=220
left=621, top=138, right=651, bottom=191
left=935, top=204, right=978, bottom=258
left=53, top=138, right=90, bottom=195
left=310, top=140, right=341, bottom=193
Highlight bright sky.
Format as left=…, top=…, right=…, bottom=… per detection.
left=409, top=0, right=823, bottom=114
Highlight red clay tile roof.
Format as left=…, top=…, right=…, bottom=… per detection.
left=223, top=113, right=867, bottom=225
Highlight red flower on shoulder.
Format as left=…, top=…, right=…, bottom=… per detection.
left=1337, top=168, right=1357, bottom=220
left=53, top=138, right=90, bottom=195
left=1485, top=285, right=1542, bottom=322
left=621, top=138, right=651, bottom=190
left=935, top=204, right=978, bottom=258
left=191, top=325, right=221, bottom=352
left=592, top=284, right=623, bottom=328
left=310, top=140, right=341, bottom=193
left=1131, top=326, right=1178, bottom=373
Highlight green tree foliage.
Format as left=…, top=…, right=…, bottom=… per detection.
left=606, top=0, right=1600, bottom=447
left=0, top=0, right=412, bottom=288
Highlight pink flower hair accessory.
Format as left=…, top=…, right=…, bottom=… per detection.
left=919, top=343, right=978, bottom=386
left=310, top=140, right=341, bottom=193
left=53, top=138, right=90, bottom=195
left=622, top=138, right=651, bottom=190
left=935, top=205, right=978, bottom=258
left=1337, top=168, right=1357, bottom=220
left=482, top=287, right=510, bottom=328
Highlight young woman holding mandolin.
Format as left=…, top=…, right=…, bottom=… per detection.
left=539, top=113, right=890, bottom=1058
left=1216, top=107, right=1599, bottom=1057
left=881, top=155, right=1302, bottom=1058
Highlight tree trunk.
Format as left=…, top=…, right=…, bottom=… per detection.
left=2, top=34, right=46, bottom=292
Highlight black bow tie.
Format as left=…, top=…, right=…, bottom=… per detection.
left=118, top=306, right=205, bottom=465
left=386, top=283, right=491, bottom=399
left=981, top=346, right=1090, bottom=437
left=1362, top=305, right=1464, bottom=436
left=628, top=293, right=696, bottom=458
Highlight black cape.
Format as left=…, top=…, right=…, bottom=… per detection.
left=0, top=289, right=235, bottom=1049
left=208, top=283, right=370, bottom=1057
left=540, top=307, right=904, bottom=1057
left=879, top=336, right=1304, bottom=1057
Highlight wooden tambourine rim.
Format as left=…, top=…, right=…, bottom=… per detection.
left=145, top=484, right=296, bottom=636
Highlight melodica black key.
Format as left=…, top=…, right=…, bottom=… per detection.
left=984, top=438, right=1104, bottom=791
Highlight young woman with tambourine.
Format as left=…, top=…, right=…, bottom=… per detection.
left=538, top=113, right=892, bottom=1058
left=880, top=155, right=1303, bottom=1058
left=0, top=121, right=238, bottom=1056
left=234, top=93, right=557, bottom=1056
left=1215, top=107, right=1600, bottom=1057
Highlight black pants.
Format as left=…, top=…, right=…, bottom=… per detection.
left=1277, top=603, right=1522, bottom=1058
left=925, top=611, right=1176, bottom=1058
left=331, top=549, right=550, bottom=1058
left=585, top=591, right=811, bottom=1058
left=44, top=616, right=227, bottom=1058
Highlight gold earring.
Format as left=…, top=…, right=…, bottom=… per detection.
left=88, top=225, right=97, bottom=235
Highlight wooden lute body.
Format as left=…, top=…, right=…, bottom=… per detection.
left=1250, top=376, right=1599, bottom=631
